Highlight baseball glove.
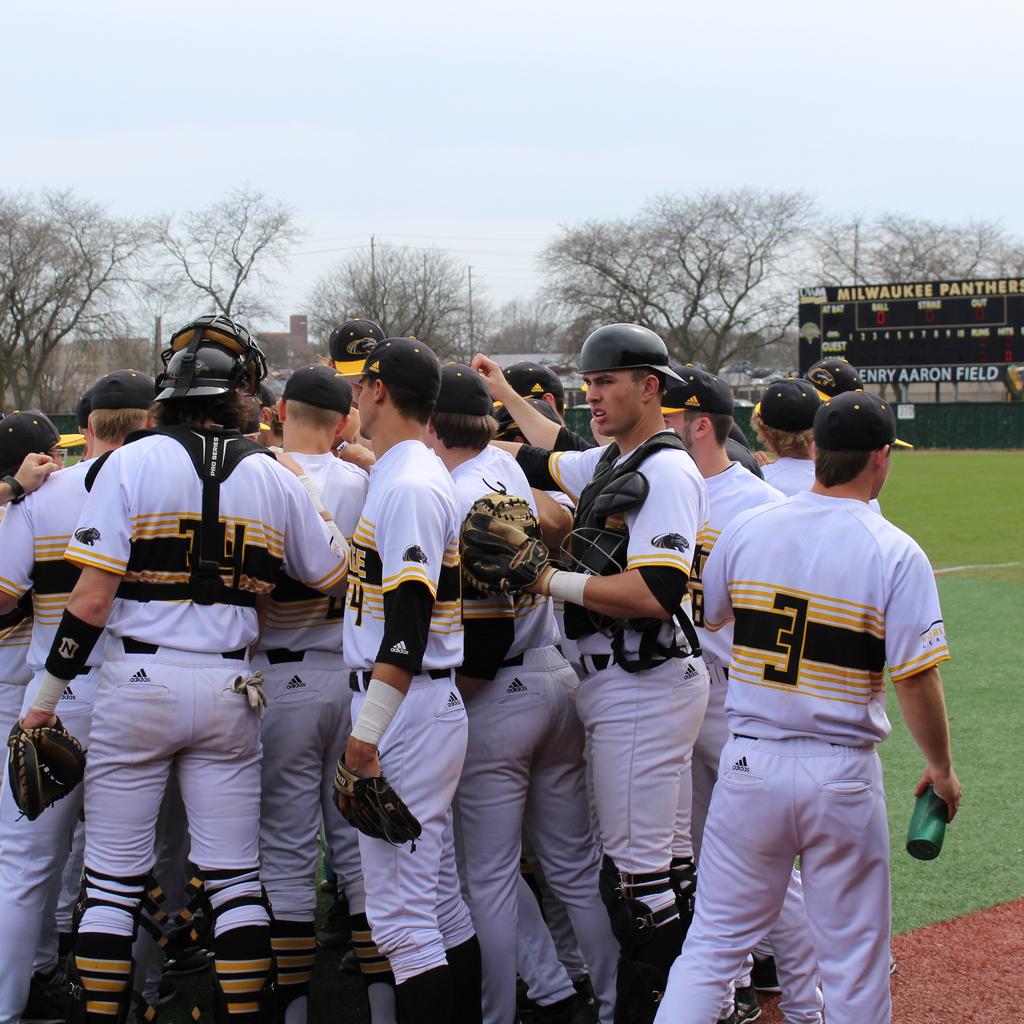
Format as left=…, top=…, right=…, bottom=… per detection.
left=7, top=716, right=86, bottom=821
left=333, top=760, right=422, bottom=846
left=460, top=493, right=549, bottom=596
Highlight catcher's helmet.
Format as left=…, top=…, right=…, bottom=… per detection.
left=156, top=314, right=267, bottom=402
left=329, top=317, right=387, bottom=377
left=578, top=324, right=682, bottom=382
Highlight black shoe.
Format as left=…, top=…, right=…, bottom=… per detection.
left=339, top=947, right=360, bottom=975
left=158, top=978, right=178, bottom=1006
left=750, top=955, right=780, bottom=994
left=22, top=970, right=65, bottom=1024
left=572, top=974, right=595, bottom=1005
left=734, top=985, right=761, bottom=1024
left=533, top=993, right=576, bottom=1023
left=164, top=944, right=213, bottom=976
left=317, top=893, right=351, bottom=948
left=318, top=878, right=338, bottom=895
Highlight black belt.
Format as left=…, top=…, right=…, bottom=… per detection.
left=122, top=637, right=246, bottom=661
left=349, top=668, right=452, bottom=693
left=579, top=653, right=612, bottom=675
left=264, top=648, right=306, bottom=665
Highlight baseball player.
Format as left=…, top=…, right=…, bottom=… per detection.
left=425, top=363, right=618, bottom=1024
left=18, top=316, right=349, bottom=1024
left=0, top=378, right=154, bottom=1024
left=341, top=338, right=480, bottom=1024
left=495, top=324, right=710, bottom=1021
left=664, top=369, right=823, bottom=1024
left=804, top=356, right=864, bottom=403
left=750, top=379, right=822, bottom=496
left=252, top=364, right=370, bottom=1024
left=655, top=391, right=961, bottom=1024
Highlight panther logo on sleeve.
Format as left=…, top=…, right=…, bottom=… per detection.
left=652, top=533, right=690, bottom=553
left=402, top=545, right=429, bottom=564
left=73, top=527, right=102, bottom=546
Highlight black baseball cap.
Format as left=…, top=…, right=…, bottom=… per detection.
left=755, top=379, right=821, bottom=431
left=493, top=398, right=562, bottom=441
left=76, top=389, right=93, bottom=432
left=283, top=364, right=353, bottom=414
left=0, top=410, right=80, bottom=470
left=806, top=357, right=863, bottom=401
left=814, top=391, right=913, bottom=451
left=330, top=317, right=387, bottom=377
left=502, top=361, right=564, bottom=404
left=361, top=338, right=442, bottom=403
left=89, top=369, right=156, bottom=412
left=435, top=363, right=493, bottom=416
left=256, top=382, right=277, bottom=408
left=661, top=366, right=733, bottom=416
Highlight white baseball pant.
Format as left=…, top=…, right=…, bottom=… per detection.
left=0, top=669, right=96, bottom=1024
left=352, top=675, right=476, bottom=984
left=454, top=646, right=618, bottom=1024
left=515, top=873, right=576, bottom=1007
left=656, top=735, right=891, bottom=1024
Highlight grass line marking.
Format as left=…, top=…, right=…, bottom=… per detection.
left=934, top=561, right=1023, bottom=575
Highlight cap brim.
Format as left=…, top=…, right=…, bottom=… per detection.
left=753, top=402, right=762, bottom=416
left=893, top=438, right=914, bottom=449
left=661, top=406, right=685, bottom=414
left=813, top=388, right=832, bottom=402
left=259, top=423, right=271, bottom=432
left=57, top=433, right=86, bottom=449
left=660, top=365, right=684, bottom=383
left=333, top=359, right=367, bottom=378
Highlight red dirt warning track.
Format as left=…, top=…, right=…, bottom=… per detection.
left=756, top=897, right=1023, bottom=1023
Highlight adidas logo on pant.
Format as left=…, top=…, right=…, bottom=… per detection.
left=390, top=640, right=409, bottom=655
left=683, top=663, right=699, bottom=680
left=506, top=678, right=526, bottom=694
left=731, top=756, right=750, bottom=773
left=447, top=691, right=461, bottom=709
left=128, top=668, right=151, bottom=683
left=60, top=686, right=75, bottom=700
left=286, top=675, right=305, bottom=689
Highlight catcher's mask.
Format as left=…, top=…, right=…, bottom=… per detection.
left=156, top=314, right=267, bottom=401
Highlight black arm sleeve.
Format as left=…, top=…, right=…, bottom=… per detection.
left=638, top=565, right=689, bottom=619
left=461, top=615, right=516, bottom=680
left=515, top=445, right=560, bottom=491
left=378, top=580, right=434, bottom=674
left=552, top=426, right=596, bottom=452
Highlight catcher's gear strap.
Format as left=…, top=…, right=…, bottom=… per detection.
left=377, top=579, right=433, bottom=673
left=43, top=609, right=104, bottom=682
left=350, top=678, right=404, bottom=747
left=97, top=427, right=275, bottom=608
left=198, top=866, right=269, bottom=925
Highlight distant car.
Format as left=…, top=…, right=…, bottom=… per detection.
left=724, top=360, right=752, bottom=375
left=750, top=366, right=773, bottom=379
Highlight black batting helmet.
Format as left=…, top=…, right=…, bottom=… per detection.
left=578, top=324, right=682, bottom=381
left=156, top=314, right=267, bottom=402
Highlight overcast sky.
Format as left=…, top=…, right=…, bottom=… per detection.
left=2, top=0, right=1018, bottom=327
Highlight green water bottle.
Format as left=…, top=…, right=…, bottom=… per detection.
left=906, top=785, right=948, bottom=860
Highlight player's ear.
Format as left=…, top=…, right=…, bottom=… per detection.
left=276, top=399, right=287, bottom=424
left=334, top=413, right=350, bottom=442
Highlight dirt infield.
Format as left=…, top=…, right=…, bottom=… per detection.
left=757, top=897, right=1023, bottom=1023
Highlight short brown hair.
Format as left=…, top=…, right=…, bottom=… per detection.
left=431, top=411, right=497, bottom=452
left=683, top=409, right=734, bottom=446
left=153, top=390, right=249, bottom=431
left=814, top=448, right=872, bottom=487
left=752, top=411, right=813, bottom=459
left=284, top=399, right=344, bottom=432
left=89, top=408, right=148, bottom=443
left=386, top=382, right=434, bottom=424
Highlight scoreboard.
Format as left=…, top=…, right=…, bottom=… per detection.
left=798, top=278, right=1024, bottom=383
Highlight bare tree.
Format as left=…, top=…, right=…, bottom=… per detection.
left=544, top=188, right=813, bottom=371
left=0, top=190, right=148, bottom=408
left=307, top=242, right=475, bottom=360
left=157, top=186, right=300, bottom=321
left=483, top=295, right=564, bottom=355
left=814, top=213, right=1024, bottom=284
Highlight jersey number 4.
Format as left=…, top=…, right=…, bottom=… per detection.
left=764, top=593, right=809, bottom=687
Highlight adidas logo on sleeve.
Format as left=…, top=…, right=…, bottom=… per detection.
left=286, top=675, right=305, bottom=689
left=390, top=641, right=409, bottom=655
left=128, top=669, right=151, bottom=683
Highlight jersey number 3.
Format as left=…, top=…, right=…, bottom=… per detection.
left=764, top=592, right=809, bottom=687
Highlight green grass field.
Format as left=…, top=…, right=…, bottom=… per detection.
left=877, top=451, right=1024, bottom=932
left=165, top=451, right=1024, bottom=1019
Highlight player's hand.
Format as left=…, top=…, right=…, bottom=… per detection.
left=916, top=764, right=962, bottom=821
left=21, top=708, right=57, bottom=730
left=14, top=453, right=58, bottom=495
left=754, top=450, right=774, bottom=467
left=471, top=353, right=515, bottom=403
left=337, top=443, right=375, bottom=471
left=337, top=737, right=381, bottom=815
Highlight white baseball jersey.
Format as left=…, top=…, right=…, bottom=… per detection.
left=764, top=456, right=881, bottom=513
left=343, top=439, right=463, bottom=672
left=702, top=490, right=950, bottom=746
left=63, top=436, right=348, bottom=653
left=450, top=446, right=559, bottom=662
left=259, top=452, right=368, bottom=654
left=547, top=434, right=708, bottom=657
left=0, top=507, right=32, bottom=685
left=689, top=462, right=785, bottom=668
left=0, top=460, right=104, bottom=672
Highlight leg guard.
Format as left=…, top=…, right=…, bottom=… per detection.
left=669, top=856, right=697, bottom=937
left=269, top=919, right=316, bottom=1024
left=210, top=925, right=274, bottom=1024
left=67, top=932, right=135, bottom=1024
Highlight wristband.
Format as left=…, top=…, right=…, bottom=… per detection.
left=546, top=570, right=589, bottom=607
left=350, top=679, right=404, bottom=747
left=44, top=610, right=104, bottom=680
left=1, top=474, right=26, bottom=504
left=30, top=670, right=70, bottom=715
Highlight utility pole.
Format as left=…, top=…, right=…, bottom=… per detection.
left=370, top=234, right=377, bottom=316
left=852, top=221, right=861, bottom=285
left=467, top=265, right=475, bottom=351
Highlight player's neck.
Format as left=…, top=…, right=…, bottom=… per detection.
left=283, top=424, right=334, bottom=456
left=370, top=415, right=425, bottom=459
left=811, top=477, right=875, bottom=503
left=436, top=445, right=480, bottom=472
left=693, top=443, right=733, bottom=479
left=614, top=408, right=667, bottom=455
left=90, top=439, right=123, bottom=459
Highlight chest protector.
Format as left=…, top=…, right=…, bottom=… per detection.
left=564, top=431, right=701, bottom=672
left=88, top=426, right=276, bottom=607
